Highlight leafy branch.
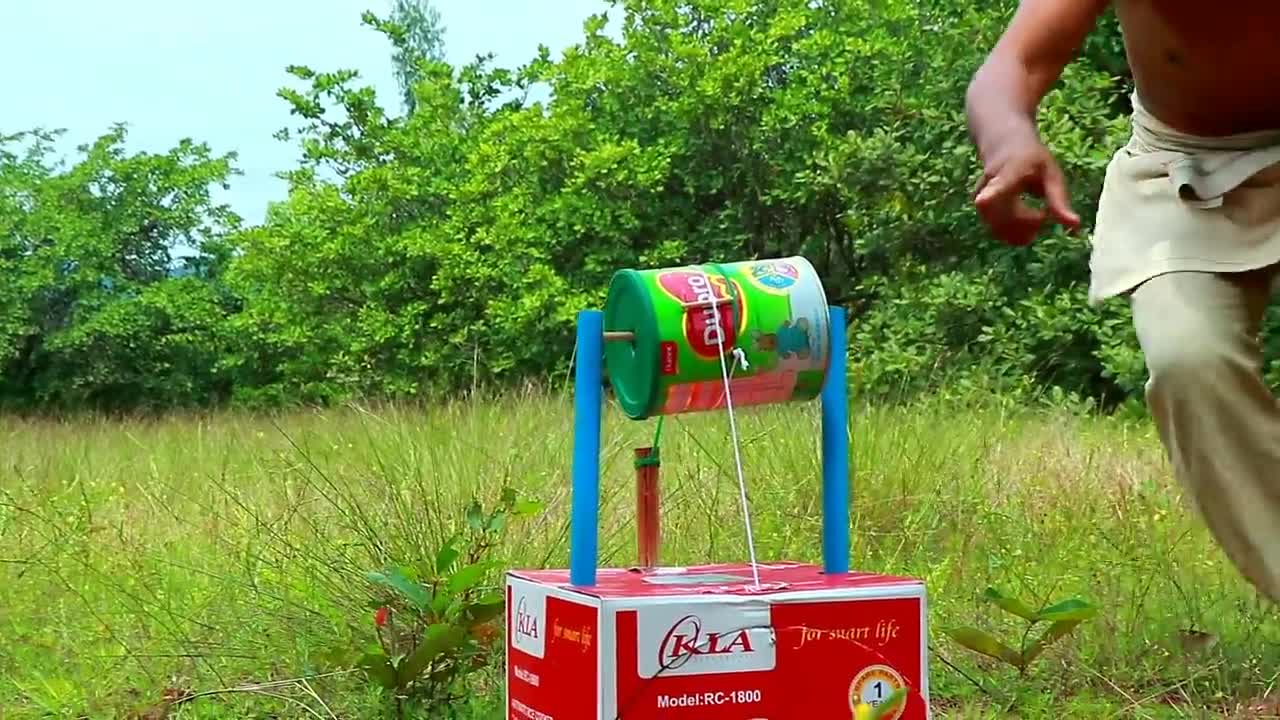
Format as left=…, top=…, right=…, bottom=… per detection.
left=944, top=587, right=1099, bottom=677
left=356, top=487, right=543, bottom=716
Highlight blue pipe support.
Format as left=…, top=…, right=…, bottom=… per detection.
left=569, top=306, right=847, bottom=581
left=568, top=310, right=604, bottom=586
left=820, top=306, right=850, bottom=574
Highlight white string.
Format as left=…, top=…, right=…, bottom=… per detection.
left=702, top=269, right=761, bottom=589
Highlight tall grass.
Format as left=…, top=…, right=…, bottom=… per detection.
left=2, top=388, right=1278, bottom=718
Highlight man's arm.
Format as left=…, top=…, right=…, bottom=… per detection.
left=966, top=0, right=1110, bottom=244
left=966, top=0, right=1110, bottom=161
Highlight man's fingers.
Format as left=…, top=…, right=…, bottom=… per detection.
left=1041, top=161, right=1080, bottom=229
left=977, top=176, right=1042, bottom=228
left=974, top=176, right=1003, bottom=206
left=975, top=174, right=1023, bottom=230
left=975, top=150, right=1079, bottom=245
left=993, top=210, right=1045, bottom=246
left=1010, top=202, right=1046, bottom=226
left=975, top=165, right=1068, bottom=246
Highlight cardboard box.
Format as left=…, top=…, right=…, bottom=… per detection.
left=505, top=562, right=929, bottom=719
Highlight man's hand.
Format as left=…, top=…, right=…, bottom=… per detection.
left=964, top=0, right=1107, bottom=245
left=973, top=127, right=1079, bottom=246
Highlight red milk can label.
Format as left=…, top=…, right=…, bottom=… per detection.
left=660, top=341, right=679, bottom=376
left=656, top=269, right=741, bottom=359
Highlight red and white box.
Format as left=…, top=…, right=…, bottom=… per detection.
left=505, top=562, right=929, bottom=719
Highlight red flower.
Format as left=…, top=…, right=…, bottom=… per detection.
left=470, top=623, right=498, bottom=644
left=374, top=606, right=390, bottom=627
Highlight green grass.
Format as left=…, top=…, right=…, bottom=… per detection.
left=2, top=388, right=1279, bottom=718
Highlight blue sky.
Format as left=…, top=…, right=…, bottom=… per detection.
left=1, top=0, right=610, bottom=226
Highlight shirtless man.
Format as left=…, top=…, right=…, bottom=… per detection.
left=967, top=1, right=1280, bottom=604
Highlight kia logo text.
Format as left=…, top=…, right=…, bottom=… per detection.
left=658, top=614, right=754, bottom=671
left=515, top=596, right=539, bottom=640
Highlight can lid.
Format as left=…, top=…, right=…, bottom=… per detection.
left=604, top=269, right=658, bottom=419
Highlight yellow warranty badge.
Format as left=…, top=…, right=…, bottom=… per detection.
left=849, top=664, right=908, bottom=720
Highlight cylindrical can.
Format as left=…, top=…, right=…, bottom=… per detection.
left=603, top=256, right=830, bottom=420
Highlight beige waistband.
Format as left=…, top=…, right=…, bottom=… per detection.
left=1130, top=93, right=1280, bottom=209
left=1085, top=94, right=1280, bottom=306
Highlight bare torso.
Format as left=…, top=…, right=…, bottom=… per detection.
left=1115, top=0, right=1280, bottom=136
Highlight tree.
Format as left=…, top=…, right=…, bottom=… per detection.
left=3, top=0, right=1164, bottom=413
left=385, top=0, right=447, bottom=114
left=230, top=0, right=1136, bottom=409
left=0, top=125, right=242, bottom=411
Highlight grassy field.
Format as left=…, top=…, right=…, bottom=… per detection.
left=3, top=388, right=1279, bottom=719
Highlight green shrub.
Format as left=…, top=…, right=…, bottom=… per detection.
left=2, top=1, right=1206, bottom=414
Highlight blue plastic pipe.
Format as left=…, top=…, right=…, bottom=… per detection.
left=820, top=306, right=850, bottom=574
left=568, top=310, right=604, bottom=586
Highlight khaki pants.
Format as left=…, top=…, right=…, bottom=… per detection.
left=1131, top=268, right=1280, bottom=603
left=1088, top=94, right=1280, bottom=603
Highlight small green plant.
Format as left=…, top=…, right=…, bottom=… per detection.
left=357, top=486, right=543, bottom=716
left=944, top=587, right=1099, bottom=676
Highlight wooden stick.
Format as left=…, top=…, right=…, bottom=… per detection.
left=603, top=331, right=635, bottom=342
left=635, top=447, right=660, bottom=569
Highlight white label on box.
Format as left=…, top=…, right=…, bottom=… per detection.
left=510, top=581, right=548, bottom=659
left=636, top=602, right=776, bottom=678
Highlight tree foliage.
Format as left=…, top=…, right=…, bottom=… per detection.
left=0, top=126, right=241, bottom=411
left=382, top=0, right=448, bottom=114
left=0, top=0, right=1182, bottom=414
